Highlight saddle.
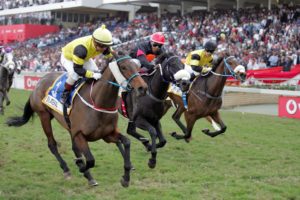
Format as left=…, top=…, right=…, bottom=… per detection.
left=42, top=73, right=86, bottom=115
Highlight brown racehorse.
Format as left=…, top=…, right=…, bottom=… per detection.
left=165, top=55, right=246, bottom=142
left=6, top=51, right=148, bottom=187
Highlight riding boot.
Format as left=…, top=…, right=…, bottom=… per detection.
left=61, top=83, right=72, bottom=105
left=190, top=73, right=196, bottom=82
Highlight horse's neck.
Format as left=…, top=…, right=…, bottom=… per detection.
left=205, top=62, right=227, bottom=96
left=148, top=69, right=169, bottom=99
left=92, top=69, right=119, bottom=108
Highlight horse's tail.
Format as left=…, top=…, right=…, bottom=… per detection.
left=6, top=99, right=34, bottom=127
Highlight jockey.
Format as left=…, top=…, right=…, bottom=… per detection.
left=185, top=40, right=217, bottom=81
left=60, top=24, right=113, bottom=104
left=129, top=32, right=166, bottom=73
left=0, top=46, right=16, bottom=89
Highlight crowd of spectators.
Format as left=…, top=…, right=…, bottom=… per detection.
left=6, top=3, right=300, bottom=73
left=0, top=0, right=74, bottom=10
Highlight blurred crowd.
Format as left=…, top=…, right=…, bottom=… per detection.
left=0, top=0, right=74, bottom=10
left=6, top=3, right=300, bottom=72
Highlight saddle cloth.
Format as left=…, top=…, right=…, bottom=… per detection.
left=42, top=73, right=85, bottom=115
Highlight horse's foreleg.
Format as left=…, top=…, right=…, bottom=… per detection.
left=4, top=92, right=10, bottom=106
left=127, top=121, right=150, bottom=151
left=0, top=92, right=4, bottom=115
left=73, top=133, right=97, bottom=186
left=155, top=122, right=167, bottom=149
left=72, top=140, right=97, bottom=186
left=39, top=112, right=70, bottom=179
left=183, top=112, right=197, bottom=142
left=117, top=134, right=131, bottom=188
left=202, top=112, right=227, bottom=137
left=136, top=119, right=157, bottom=169
left=170, top=106, right=187, bottom=140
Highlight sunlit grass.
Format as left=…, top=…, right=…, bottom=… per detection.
left=0, top=89, right=299, bottom=200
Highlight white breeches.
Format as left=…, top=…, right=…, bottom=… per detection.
left=60, top=54, right=98, bottom=85
left=184, top=64, right=200, bottom=76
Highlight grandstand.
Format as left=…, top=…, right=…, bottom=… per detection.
left=1, top=0, right=300, bottom=119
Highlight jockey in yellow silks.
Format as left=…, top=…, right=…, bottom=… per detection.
left=60, top=24, right=113, bottom=105
left=185, top=40, right=217, bottom=81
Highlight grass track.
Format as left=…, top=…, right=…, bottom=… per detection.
left=0, top=89, right=299, bottom=200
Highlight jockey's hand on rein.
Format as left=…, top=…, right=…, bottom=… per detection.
left=92, top=72, right=102, bottom=80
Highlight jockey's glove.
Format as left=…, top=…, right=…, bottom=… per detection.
left=92, top=72, right=102, bottom=80
left=202, top=67, right=212, bottom=73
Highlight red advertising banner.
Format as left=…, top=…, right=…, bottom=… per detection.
left=278, top=96, right=300, bottom=119
left=0, top=24, right=59, bottom=44
left=24, top=76, right=41, bottom=90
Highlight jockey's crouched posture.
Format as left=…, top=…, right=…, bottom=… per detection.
left=129, top=32, right=166, bottom=73
left=60, top=24, right=113, bottom=105
left=0, top=45, right=16, bottom=90
left=185, top=40, right=217, bottom=81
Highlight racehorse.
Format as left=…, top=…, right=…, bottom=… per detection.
left=121, top=52, right=191, bottom=168
left=0, top=61, right=18, bottom=115
left=165, top=54, right=246, bottom=142
left=6, top=51, right=148, bottom=187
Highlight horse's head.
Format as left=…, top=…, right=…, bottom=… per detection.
left=111, top=51, right=148, bottom=96
left=155, top=52, right=190, bottom=92
left=214, top=55, right=246, bottom=82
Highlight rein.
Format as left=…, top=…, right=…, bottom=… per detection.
left=146, top=55, right=180, bottom=102
left=197, top=56, right=237, bottom=100
left=77, top=55, right=139, bottom=113
left=210, top=56, right=238, bottom=78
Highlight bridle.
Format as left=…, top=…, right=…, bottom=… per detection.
left=147, top=55, right=182, bottom=102
left=210, top=56, right=239, bottom=79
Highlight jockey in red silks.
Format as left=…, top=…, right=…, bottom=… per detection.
left=129, top=32, right=166, bottom=73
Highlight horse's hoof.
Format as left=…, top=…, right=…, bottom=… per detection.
left=148, top=159, right=156, bottom=169
left=88, top=179, right=98, bottom=186
left=170, top=132, right=177, bottom=137
left=184, top=137, right=192, bottom=143
left=63, top=171, right=72, bottom=180
left=120, top=178, right=129, bottom=188
left=202, top=129, right=209, bottom=134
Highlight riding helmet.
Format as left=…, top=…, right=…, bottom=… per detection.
left=92, top=24, right=113, bottom=46
left=204, top=41, right=217, bottom=52
left=150, top=32, right=165, bottom=45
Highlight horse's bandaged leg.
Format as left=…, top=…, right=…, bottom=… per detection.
left=211, top=119, right=221, bottom=131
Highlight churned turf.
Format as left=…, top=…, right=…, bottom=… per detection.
left=0, top=89, right=299, bottom=200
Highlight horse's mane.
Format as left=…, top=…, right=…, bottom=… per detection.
left=154, top=52, right=175, bottom=65
left=212, top=56, right=223, bottom=71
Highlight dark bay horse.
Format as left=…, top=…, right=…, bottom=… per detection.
left=6, top=51, right=148, bottom=187
left=121, top=52, right=191, bottom=168
left=0, top=64, right=16, bottom=114
left=165, top=55, right=246, bottom=142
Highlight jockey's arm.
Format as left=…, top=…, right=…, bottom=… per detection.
left=72, top=45, right=94, bottom=78
left=137, top=54, right=155, bottom=70
left=190, top=54, right=202, bottom=73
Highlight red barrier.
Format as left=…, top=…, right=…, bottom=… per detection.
left=0, top=24, right=59, bottom=44
left=278, top=96, right=300, bottom=119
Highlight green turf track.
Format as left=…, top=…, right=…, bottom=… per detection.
left=0, top=89, right=299, bottom=200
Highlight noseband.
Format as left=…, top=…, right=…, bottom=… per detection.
left=108, top=56, right=140, bottom=91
